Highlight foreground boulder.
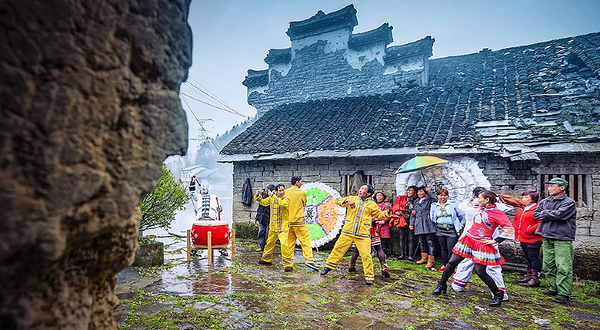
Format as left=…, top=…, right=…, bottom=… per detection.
left=0, top=0, right=192, bottom=328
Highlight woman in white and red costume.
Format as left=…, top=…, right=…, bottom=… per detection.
left=432, top=190, right=514, bottom=307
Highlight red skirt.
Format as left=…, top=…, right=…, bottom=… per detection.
left=452, top=235, right=505, bottom=266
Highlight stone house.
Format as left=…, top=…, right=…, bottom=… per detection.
left=220, top=5, right=600, bottom=276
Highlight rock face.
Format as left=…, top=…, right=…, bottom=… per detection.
left=0, top=0, right=192, bottom=328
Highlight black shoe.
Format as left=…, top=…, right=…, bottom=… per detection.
left=543, top=290, right=558, bottom=296
left=284, top=266, right=293, bottom=272
left=320, top=268, right=331, bottom=276
left=258, top=260, right=272, bottom=265
left=490, top=291, right=503, bottom=307
left=365, top=280, right=374, bottom=285
left=397, top=254, right=405, bottom=260
left=432, top=281, right=447, bottom=295
left=554, top=294, right=569, bottom=304
left=408, top=256, right=415, bottom=262
left=305, top=263, right=319, bottom=271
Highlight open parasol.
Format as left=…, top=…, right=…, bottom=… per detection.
left=395, top=156, right=448, bottom=174
left=396, top=156, right=491, bottom=203
left=395, top=155, right=448, bottom=188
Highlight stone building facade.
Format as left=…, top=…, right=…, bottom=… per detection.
left=222, top=5, right=600, bottom=278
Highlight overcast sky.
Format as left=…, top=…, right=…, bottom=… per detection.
left=181, top=0, right=600, bottom=153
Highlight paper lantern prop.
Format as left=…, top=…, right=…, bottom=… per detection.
left=302, top=182, right=346, bottom=248
left=396, top=156, right=491, bottom=204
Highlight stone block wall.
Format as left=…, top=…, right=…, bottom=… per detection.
left=231, top=152, right=600, bottom=278
left=248, top=42, right=429, bottom=116
left=243, top=6, right=433, bottom=116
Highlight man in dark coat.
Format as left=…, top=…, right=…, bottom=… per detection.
left=534, top=177, right=577, bottom=304
left=256, top=184, right=275, bottom=250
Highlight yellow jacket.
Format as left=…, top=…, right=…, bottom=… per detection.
left=255, top=194, right=291, bottom=232
left=285, top=186, right=307, bottom=226
left=337, top=196, right=390, bottom=238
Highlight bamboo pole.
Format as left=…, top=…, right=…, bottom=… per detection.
left=230, top=229, right=236, bottom=262
left=186, top=229, right=191, bottom=263
left=207, top=231, right=213, bottom=265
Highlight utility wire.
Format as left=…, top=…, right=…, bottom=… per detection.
left=185, top=80, right=238, bottom=114
left=180, top=96, right=222, bottom=153
left=181, top=92, right=249, bottom=119
left=188, top=76, right=238, bottom=113
left=186, top=76, right=250, bottom=118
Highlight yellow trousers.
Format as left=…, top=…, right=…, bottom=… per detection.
left=261, top=230, right=293, bottom=267
left=288, top=225, right=314, bottom=265
left=324, top=233, right=374, bottom=281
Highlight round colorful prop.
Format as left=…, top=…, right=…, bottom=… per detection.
left=302, top=182, right=346, bottom=248
left=396, top=157, right=491, bottom=203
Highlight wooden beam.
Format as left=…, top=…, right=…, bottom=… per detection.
left=186, top=229, right=191, bottom=263
left=569, top=174, right=575, bottom=199
left=577, top=174, right=584, bottom=208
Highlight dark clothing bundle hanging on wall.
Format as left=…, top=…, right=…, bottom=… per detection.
left=241, top=178, right=253, bottom=206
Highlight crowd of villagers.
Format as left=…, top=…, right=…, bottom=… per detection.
left=254, top=175, right=577, bottom=308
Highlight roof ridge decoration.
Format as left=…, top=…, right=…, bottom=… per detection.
left=385, top=36, right=435, bottom=63
left=264, top=48, right=292, bottom=65
left=348, top=23, right=393, bottom=50
left=286, top=4, right=358, bottom=40
left=242, top=69, right=269, bottom=87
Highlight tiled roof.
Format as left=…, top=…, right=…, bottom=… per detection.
left=223, top=32, right=600, bottom=156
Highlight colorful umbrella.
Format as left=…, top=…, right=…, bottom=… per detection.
left=395, top=156, right=448, bottom=174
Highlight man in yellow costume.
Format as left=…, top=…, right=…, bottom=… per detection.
left=255, top=183, right=294, bottom=272
left=320, top=184, right=391, bottom=285
left=286, top=176, right=319, bottom=271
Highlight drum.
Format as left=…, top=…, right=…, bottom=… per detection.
left=191, top=220, right=230, bottom=248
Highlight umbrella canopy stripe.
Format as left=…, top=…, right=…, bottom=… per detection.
left=396, top=156, right=448, bottom=174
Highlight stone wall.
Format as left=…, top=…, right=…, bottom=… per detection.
left=231, top=153, right=600, bottom=278
left=247, top=42, right=430, bottom=117
left=0, top=0, right=192, bottom=328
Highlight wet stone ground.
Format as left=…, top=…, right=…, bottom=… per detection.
left=116, top=234, right=600, bottom=330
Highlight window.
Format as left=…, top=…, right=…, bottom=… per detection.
left=540, top=174, right=588, bottom=207
left=343, top=173, right=373, bottom=196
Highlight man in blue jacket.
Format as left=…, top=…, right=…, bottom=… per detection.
left=533, top=177, right=577, bottom=304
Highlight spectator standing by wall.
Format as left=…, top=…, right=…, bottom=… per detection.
left=499, top=191, right=542, bottom=287
left=374, top=192, right=392, bottom=256
left=533, top=178, right=577, bottom=304
left=430, top=189, right=464, bottom=272
left=255, top=184, right=275, bottom=250
left=410, top=186, right=438, bottom=269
